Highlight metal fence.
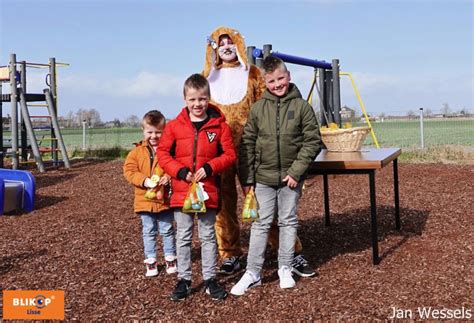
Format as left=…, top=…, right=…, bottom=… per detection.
left=4, top=110, right=473, bottom=153
left=70, top=113, right=473, bottom=152
left=352, top=117, right=474, bottom=149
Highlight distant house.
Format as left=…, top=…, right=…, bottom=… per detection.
left=360, top=116, right=379, bottom=123
left=104, top=121, right=119, bottom=128
left=340, top=106, right=356, bottom=121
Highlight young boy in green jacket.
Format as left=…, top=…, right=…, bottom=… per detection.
left=231, top=56, right=322, bottom=296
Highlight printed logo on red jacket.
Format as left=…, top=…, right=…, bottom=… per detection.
left=206, top=131, right=217, bottom=143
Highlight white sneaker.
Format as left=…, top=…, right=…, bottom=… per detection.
left=164, top=255, right=177, bottom=274
left=144, top=257, right=158, bottom=277
left=230, top=271, right=261, bottom=296
left=278, top=265, right=295, bottom=289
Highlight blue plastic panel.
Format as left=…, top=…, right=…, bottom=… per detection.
left=0, top=169, right=35, bottom=213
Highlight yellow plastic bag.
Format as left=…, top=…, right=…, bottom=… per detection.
left=182, top=181, right=207, bottom=213
left=242, top=187, right=258, bottom=221
left=144, top=167, right=165, bottom=201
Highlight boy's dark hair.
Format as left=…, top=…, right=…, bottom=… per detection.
left=261, top=56, right=288, bottom=74
left=142, top=110, right=165, bottom=127
left=183, top=73, right=211, bottom=97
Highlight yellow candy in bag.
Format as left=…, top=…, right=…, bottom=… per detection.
left=242, top=187, right=258, bottom=221
left=144, top=185, right=164, bottom=201
left=144, top=167, right=165, bottom=201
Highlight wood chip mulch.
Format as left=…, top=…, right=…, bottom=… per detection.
left=1, top=159, right=472, bottom=320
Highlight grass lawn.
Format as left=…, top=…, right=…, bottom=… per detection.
left=2, top=118, right=473, bottom=152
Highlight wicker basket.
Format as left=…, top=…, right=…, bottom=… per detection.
left=321, top=126, right=370, bottom=152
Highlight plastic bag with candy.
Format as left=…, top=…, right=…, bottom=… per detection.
left=182, top=181, right=207, bottom=213
left=144, top=167, right=165, bottom=201
left=242, top=187, right=258, bottom=221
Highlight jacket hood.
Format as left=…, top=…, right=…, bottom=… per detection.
left=203, top=26, right=248, bottom=78
left=262, top=83, right=302, bottom=103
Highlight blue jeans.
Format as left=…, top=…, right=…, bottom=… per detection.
left=174, top=209, right=217, bottom=281
left=139, top=209, right=176, bottom=259
left=246, top=182, right=302, bottom=275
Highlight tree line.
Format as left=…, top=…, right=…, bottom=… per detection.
left=58, top=109, right=142, bottom=128
left=4, top=103, right=471, bottom=130
left=2, top=109, right=144, bottom=129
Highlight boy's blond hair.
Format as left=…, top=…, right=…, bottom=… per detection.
left=142, top=110, right=166, bottom=127
left=261, top=56, right=288, bottom=75
left=183, top=73, right=211, bottom=97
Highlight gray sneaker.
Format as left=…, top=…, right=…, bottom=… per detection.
left=291, top=254, right=316, bottom=277
left=219, top=256, right=241, bottom=275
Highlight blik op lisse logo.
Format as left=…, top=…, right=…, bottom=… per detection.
left=13, top=294, right=52, bottom=308
left=3, top=290, right=65, bottom=320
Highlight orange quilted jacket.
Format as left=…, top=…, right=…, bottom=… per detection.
left=123, top=140, right=170, bottom=213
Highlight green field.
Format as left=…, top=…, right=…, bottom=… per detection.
left=356, top=118, right=474, bottom=148
left=6, top=127, right=145, bottom=151
left=3, top=118, right=474, bottom=152
left=62, top=127, right=143, bottom=150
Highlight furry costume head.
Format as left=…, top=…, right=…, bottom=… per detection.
left=203, top=26, right=248, bottom=78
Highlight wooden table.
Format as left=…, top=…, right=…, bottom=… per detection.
left=307, top=148, right=402, bottom=264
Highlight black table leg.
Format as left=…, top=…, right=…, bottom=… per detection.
left=393, top=158, right=401, bottom=230
left=369, top=170, right=379, bottom=264
left=323, top=174, right=330, bottom=226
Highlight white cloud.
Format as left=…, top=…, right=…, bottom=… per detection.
left=60, top=71, right=184, bottom=99
left=13, top=67, right=471, bottom=121
left=288, top=66, right=472, bottom=114
left=290, top=67, right=402, bottom=96
left=342, top=72, right=400, bottom=90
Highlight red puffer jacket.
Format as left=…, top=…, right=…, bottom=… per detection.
left=157, top=105, right=236, bottom=209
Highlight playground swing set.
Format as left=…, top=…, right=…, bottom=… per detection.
left=248, top=44, right=379, bottom=148
left=1, top=53, right=71, bottom=214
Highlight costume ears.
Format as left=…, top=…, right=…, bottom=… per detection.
left=203, top=26, right=248, bottom=78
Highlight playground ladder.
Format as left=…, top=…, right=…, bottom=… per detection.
left=2, top=54, right=71, bottom=172
left=18, top=88, right=71, bottom=172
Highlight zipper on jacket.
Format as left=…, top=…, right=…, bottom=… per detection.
left=191, top=116, right=214, bottom=173
left=146, top=145, right=154, bottom=177
left=192, top=128, right=198, bottom=172
left=276, top=99, right=282, bottom=182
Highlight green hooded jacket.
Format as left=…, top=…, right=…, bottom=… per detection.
left=239, top=83, right=322, bottom=186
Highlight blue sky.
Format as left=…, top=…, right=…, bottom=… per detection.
left=1, top=0, right=472, bottom=121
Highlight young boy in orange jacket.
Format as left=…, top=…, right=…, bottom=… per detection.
left=123, top=110, right=177, bottom=277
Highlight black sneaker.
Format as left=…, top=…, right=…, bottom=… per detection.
left=204, top=278, right=228, bottom=300
left=291, top=254, right=316, bottom=277
left=170, top=279, right=191, bottom=301
left=219, top=256, right=241, bottom=275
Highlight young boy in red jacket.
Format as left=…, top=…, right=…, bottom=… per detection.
left=157, top=74, right=236, bottom=301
